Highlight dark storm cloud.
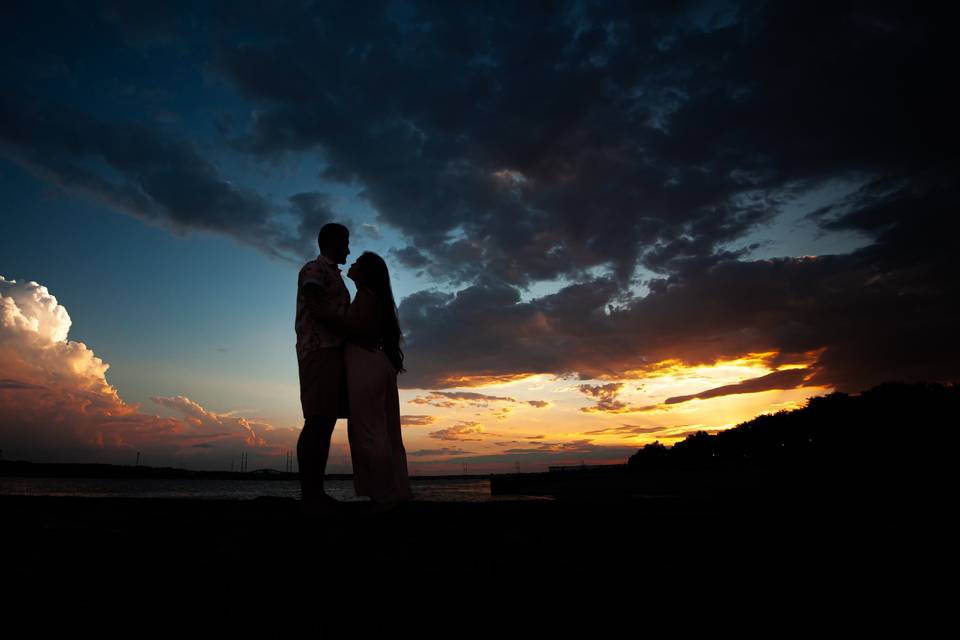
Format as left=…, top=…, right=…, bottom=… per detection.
left=398, top=229, right=960, bottom=393
left=215, top=0, right=711, bottom=283
left=4, top=2, right=953, bottom=279
left=0, top=5, right=342, bottom=263
left=0, top=95, right=297, bottom=260
left=398, top=277, right=620, bottom=387
left=100, top=1, right=188, bottom=48
left=215, top=1, right=955, bottom=285
left=409, top=447, right=467, bottom=457
left=664, top=368, right=813, bottom=404
left=206, top=0, right=959, bottom=393
left=284, top=191, right=340, bottom=258
left=3, top=1, right=956, bottom=397
left=390, top=246, right=431, bottom=270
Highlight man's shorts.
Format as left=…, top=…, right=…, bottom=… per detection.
left=298, top=347, right=350, bottom=419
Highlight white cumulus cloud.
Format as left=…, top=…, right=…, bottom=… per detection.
left=0, top=275, right=299, bottom=467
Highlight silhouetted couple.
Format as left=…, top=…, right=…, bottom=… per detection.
left=295, top=223, right=412, bottom=516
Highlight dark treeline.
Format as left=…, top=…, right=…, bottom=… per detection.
left=495, top=381, right=956, bottom=502
left=628, top=381, right=956, bottom=478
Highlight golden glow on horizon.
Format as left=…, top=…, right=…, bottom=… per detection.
left=393, top=351, right=834, bottom=471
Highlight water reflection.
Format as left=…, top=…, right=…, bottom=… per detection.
left=0, top=476, right=552, bottom=502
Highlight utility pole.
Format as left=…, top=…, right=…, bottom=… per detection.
left=135, top=452, right=140, bottom=467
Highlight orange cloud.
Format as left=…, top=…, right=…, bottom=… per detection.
left=409, top=390, right=550, bottom=410
left=428, top=421, right=495, bottom=442
left=434, top=373, right=539, bottom=388
left=500, top=439, right=597, bottom=454
left=409, top=390, right=516, bottom=407
left=577, top=382, right=662, bottom=414
left=581, top=424, right=669, bottom=437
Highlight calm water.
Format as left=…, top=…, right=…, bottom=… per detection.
left=0, top=476, right=552, bottom=502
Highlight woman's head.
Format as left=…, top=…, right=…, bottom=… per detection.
left=347, top=251, right=389, bottom=291
left=347, top=251, right=405, bottom=373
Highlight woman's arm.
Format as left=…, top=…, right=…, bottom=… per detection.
left=309, top=287, right=379, bottom=340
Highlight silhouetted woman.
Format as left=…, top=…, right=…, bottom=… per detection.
left=326, top=251, right=412, bottom=511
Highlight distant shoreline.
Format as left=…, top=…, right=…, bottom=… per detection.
left=0, top=459, right=496, bottom=481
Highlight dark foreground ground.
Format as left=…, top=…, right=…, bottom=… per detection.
left=3, top=492, right=908, bottom=606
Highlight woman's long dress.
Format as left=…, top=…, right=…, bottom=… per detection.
left=340, top=289, right=412, bottom=502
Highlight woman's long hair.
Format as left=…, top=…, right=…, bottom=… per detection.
left=356, top=251, right=405, bottom=373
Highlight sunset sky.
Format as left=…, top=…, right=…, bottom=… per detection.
left=1, top=2, right=955, bottom=474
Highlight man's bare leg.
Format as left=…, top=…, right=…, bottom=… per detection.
left=297, top=416, right=337, bottom=505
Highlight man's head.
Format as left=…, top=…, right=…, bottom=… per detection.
left=318, top=223, right=350, bottom=264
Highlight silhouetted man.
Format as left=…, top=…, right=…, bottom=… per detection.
left=296, top=223, right=351, bottom=515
